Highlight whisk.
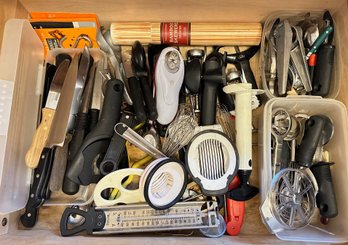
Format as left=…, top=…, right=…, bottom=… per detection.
left=162, top=105, right=198, bottom=157
left=216, top=105, right=235, bottom=140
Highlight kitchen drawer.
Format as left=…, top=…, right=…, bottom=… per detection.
left=1, top=0, right=348, bottom=244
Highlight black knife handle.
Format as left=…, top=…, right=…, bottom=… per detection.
left=99, top=113, right=137, bottom=176
left=310, top=162, right=338, bottom=218
left=129, top=76, right=147, bottom=123
left=140, top=76, right=158, bottom=121
left=66, top=79, right=124, bottom=185
left=21, top=148, right=55, bottom=228
left=312, top=45, right=335, bottom=97
left=296, top=115, right=326, bottom=168
left=60, top=207, right=105, bottom=236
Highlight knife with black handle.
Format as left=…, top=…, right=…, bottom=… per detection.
left=20, top=147, right=55, bottom=228
left=66, top=78, right=124, bottom=185
left=62, top=60, right=96, bottom=195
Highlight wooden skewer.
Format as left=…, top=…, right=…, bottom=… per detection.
left=110, top=22, right=262, bottom=46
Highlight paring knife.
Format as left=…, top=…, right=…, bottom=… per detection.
left=25, top=58, right=71, bottom=169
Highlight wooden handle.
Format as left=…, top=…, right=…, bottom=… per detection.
left=110, top=22, right=262, bottom=46
left=25, top=108, right=55, bottom=169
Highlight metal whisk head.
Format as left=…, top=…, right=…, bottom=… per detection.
left=216, top=105, right=235, bottom=140
left=162, top=105, right=198, bottom=157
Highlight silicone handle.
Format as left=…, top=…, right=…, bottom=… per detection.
left=140, top=76, right=158, bottom=121
left=129, top=76, right=147, bottom=123
left=21, top=148, right=55, bottom=228
left=99, top=113, right=136, bottom=176
left=62, top=113, right=89, bottom=195
left=66, top=79, right=124, bottom=185
left=312, top=45, right=335, bottom=97
left=310, top=162, right=338, bottom=218
left=60, top=207, right=105, bottom=236
left=296, top=115, right=326, bottom=168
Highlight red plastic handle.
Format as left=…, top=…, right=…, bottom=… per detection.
left=225, top=199, right=245, bottom=236
left=225, top=176, right=245, bottom=236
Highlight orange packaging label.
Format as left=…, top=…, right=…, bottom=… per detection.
left=160, top=22, right=191, bottom=45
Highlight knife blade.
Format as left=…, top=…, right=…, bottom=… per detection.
left=25, top=58, right=71, bottom=169
left=46, top=47, right=91, bottom=148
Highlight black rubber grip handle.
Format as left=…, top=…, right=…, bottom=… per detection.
left=88, top=109, right=99, bottom=133
left=128, top=76, right=147, bottom=123
left=63, top=113, right=89, bottom=195
left=21, top=148, right=55, bottom=228
left=66, top=79, right=124, bottom=185
left=184, top=58, right=201, bottom=94
left=296, top=115, right=326, bottom=168
left=312, top=45, right=335, bottom=97
left=201, top=55, right=224, bottom=126
left=140, top=76, right=158, bottom=121
left=99, top=113, right=137, bottom=176
left=310, top=162, right=338, bottom=218
left=201, top=80, right=219, bottom=125
left=60, top=207, right=105, bottom=236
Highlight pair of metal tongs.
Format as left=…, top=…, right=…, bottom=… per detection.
left=269, top=19, right=312, bottom=96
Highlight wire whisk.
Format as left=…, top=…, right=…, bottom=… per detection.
left=162, top=105, right=198, bottom=157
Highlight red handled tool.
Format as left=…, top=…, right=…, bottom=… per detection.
left=225, top=176, right=245, bottom=236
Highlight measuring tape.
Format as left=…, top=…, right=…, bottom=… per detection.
left=60, top=201, right=223, bottom=237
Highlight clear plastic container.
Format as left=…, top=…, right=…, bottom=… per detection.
left=258, top=96, right=348, bottom=243
left=0, top=19, right=44, bottom=214
left=259, top=11, right=341, bottom=100
left=0, top=19, right=108, bottom=212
